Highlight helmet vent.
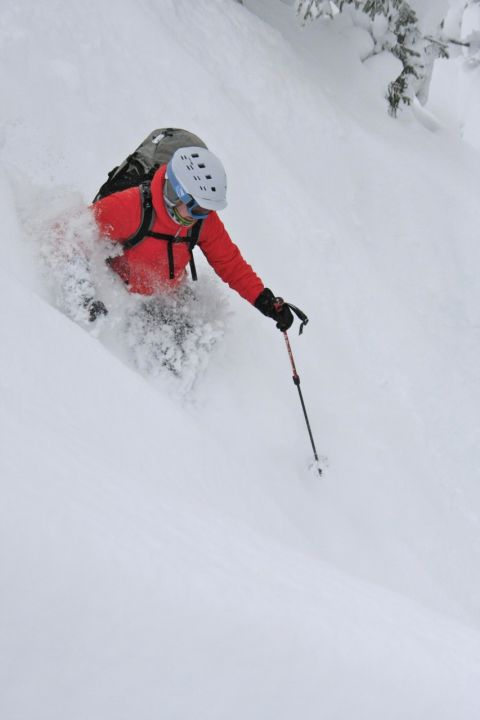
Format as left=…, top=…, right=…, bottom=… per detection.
left=198, top=163, right=206, bottom=168
left=211, top=187, right=216, bottom=192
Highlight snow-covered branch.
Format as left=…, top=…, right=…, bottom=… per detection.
left=295, top=0, right=479, bottom=115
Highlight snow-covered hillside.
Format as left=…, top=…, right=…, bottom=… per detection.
left=1, top=1, right=480, bottom=717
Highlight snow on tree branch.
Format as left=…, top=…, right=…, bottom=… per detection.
left=295, top=0, right=478, bottom=116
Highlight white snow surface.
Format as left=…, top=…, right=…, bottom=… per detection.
left=1, top=1, right=480, bottom=718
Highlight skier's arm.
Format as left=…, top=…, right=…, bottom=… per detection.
left=198, top=214, right=264, bottom=304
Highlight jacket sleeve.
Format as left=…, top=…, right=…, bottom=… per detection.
left=198, top=215, right=264, bottom=304
left=91, top=188, right=142, bottom=243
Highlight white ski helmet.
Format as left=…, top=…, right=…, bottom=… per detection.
left=166, top=146, right=227, bottom=213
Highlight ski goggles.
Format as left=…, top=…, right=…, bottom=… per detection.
left=164, top=173, right=211, bottom=220
left=183, top=197, right=211, bottom=219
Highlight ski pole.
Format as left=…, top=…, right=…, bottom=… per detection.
left=282, top=330, right=322, bottom=477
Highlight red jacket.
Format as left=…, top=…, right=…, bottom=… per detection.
left=92, top=165, right=264, bottom=303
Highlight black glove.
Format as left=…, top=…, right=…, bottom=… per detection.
left=83, top=297, right=108, bottom=322
left=254, top=288, right=294, bottom=331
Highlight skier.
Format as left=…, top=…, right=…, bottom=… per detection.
left=88, top=146, right=294, bottom=332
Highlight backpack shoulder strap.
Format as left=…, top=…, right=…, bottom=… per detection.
left=122, top=182, right=155, bottom=251
left=119, top=182, right=204, bottom=282
left=147, top=219, right=204, bottom=282
left=188, top=219, right=203, bottom=249
left=185, top=220, right=203, bottom=282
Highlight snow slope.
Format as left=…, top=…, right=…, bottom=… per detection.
left=1, top=1, right=480, bottom=717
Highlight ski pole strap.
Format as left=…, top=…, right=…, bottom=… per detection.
left=285, top=302, right=309, bottom=335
